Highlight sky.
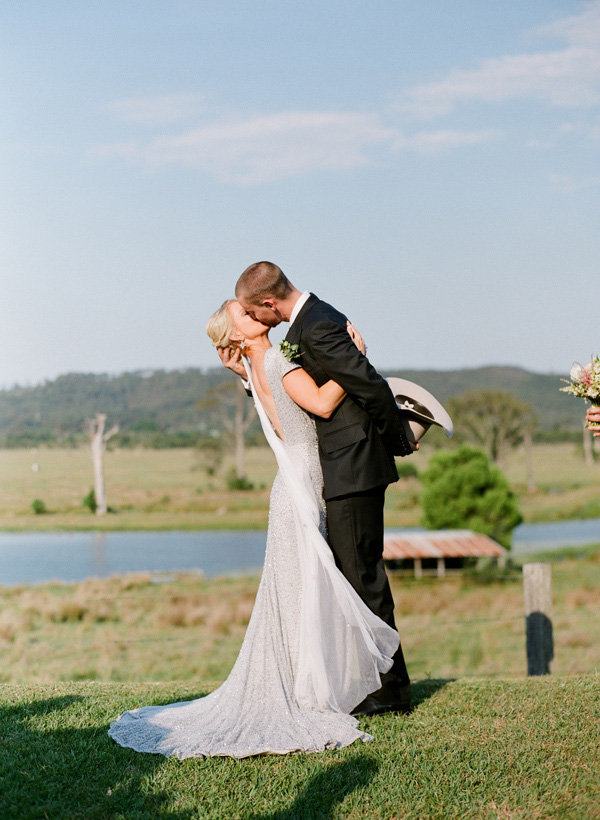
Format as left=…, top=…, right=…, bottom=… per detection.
left=1, top=0, right=599, bottom=387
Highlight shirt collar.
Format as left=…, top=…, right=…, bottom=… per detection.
left=289, top=291, right=311, bottom=327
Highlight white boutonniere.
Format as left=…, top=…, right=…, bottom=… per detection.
left=279, top=341, right=302, bottom=362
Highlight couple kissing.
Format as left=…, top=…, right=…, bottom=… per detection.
left=109, top=261, right=419, bottom=759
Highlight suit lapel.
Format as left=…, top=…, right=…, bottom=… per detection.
left=284, top=293, right=319, bottom=344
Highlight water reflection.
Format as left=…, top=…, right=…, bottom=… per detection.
left=92, top=532, right=106, bottom=577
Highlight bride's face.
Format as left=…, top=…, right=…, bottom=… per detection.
left=227, top=301, right=269, bottom=344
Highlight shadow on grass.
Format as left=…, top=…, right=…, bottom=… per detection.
left=249, top=755, right=378, bottom=820
left=411, top=678, right=456, bottom=710
left=0, top=694, right=193, bottom=820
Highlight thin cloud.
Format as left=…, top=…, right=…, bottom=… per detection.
left=401, top=1, right=600, bottom=118
left=549, top=171, right=600, bottom=192
left=93, top=110, right=495, bottom=184
left=559, top=116, right=600, bottom=139
left=402, top=129, right=498, bottom=154
left=535, top=0, right=600, bottom=47
left=106, top=94, right=203, bottom=126
left=95, top=110, right=395, bottom=184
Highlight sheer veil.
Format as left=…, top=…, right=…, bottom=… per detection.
left=244, top=356, right=399, bottom=714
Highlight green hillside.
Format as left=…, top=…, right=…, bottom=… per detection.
left=0, top=364, right=580, bottom=447
left=387, top=365, right=578, bottom=431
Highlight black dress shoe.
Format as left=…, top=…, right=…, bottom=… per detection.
left=351, top=697, right=389, bottom=717
left=351, top=691, right=411, bottom=717
left=351, top=684, right=410, bottom=717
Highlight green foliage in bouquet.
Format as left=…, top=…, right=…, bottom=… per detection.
left=420, top=445, right=522, bottom=549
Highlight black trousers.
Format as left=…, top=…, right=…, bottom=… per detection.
left=325, top=486, right=410, bottom=694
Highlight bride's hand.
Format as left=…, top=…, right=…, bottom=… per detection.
left=347, top=321, right=367, bottom=355
left=217, top=346, right=247, bottom=379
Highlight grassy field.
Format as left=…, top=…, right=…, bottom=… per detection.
left=2, top=553, right=599, bottom=685
left=2, top=441, right=600, bottom=531
left=2, top=554, right=599, bottom=818
left=1, top=676, right=599, bottom=819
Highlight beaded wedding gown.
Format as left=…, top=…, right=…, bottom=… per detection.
left=108, top=347, right=399, bottom=759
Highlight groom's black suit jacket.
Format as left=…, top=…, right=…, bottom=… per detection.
left=284, top=294, right=412, bottom=500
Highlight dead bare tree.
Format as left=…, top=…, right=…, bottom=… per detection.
left=89, top=413, right=119, bottom=515
left=198, top=380, right=256, bottom=479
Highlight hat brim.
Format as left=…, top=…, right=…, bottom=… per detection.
left=387, top=377, right=454, bottom=439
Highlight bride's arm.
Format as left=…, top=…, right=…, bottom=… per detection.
left=282, top=369, right=346, bottom=419
left=282, top=321, right=366, bottom=419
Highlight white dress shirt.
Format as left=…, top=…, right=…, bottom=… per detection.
left=288, top=291, right=311, bottom=328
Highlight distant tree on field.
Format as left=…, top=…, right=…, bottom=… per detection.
left=420, top=445, right=522, bottom=549
left=198, top=381, right=256, bottom=480
left=196, top=437, right=225, bottom=475
left=88, top=413, right=119, bottom=515
left=447, top=389, right=539, bottom=491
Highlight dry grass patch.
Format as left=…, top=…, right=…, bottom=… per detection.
left=1, top=553, right=600, bottom=685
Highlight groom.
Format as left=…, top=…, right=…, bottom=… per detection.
left=220, top=261, right=416, bottom=715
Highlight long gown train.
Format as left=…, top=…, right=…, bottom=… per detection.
left=108, top=347, right=399, bottom=758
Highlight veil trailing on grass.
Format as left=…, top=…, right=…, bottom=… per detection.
left=244, top=357, right=398, bottom=714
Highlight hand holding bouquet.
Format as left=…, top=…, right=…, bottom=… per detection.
left=586, top=405, right=600, bottom=437
left=561, top=356, right=600, bottom=401
left=561, top=356, right=600, bottom=433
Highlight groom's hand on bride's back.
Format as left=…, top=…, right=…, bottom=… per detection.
left=217, top=346, right=247, bottom=379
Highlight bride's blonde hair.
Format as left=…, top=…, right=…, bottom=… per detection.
left=206, top=299, right=242, bottom=350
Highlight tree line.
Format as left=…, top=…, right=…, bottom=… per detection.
left=0, top=363, right=583, bottom=449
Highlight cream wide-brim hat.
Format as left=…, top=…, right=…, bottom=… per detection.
left=387, top=377, right=454, bottom=444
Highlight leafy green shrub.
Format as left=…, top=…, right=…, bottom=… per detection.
left=82, top=488, right=97, bottom=513
left=225, top=470, right=254, bottom=491
left=420, top=445, right=522, bottom=549
left=462, top=556, right=520, bottom=584
left=31, top=499, right=47, bottom=515
left=396, top=461, right=419, bottom=479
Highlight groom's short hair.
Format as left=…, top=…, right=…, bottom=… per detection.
left=236, top=261, right=293, bottom=305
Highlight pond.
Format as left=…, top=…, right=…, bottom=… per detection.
left=1, top=518, right=599, bottom=586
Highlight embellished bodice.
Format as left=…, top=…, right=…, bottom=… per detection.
left=263, top=347, right=318, bottom=450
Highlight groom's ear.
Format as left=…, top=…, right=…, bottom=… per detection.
left=262, top=298, right=278, bottom=313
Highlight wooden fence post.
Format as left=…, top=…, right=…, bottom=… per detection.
left=523, top=562, right=554, bottom=675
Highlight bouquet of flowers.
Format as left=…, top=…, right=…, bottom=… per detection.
left=560, top=356, right=600, bottom=405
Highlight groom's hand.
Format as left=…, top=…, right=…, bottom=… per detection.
left=217, top=346, right=246, bottom=379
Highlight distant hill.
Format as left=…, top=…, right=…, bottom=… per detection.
left=0, top=368, right=238, bottom=446
left=385, top=365, right=578, bottom=431
left=0, top=364, right=581, bottom=446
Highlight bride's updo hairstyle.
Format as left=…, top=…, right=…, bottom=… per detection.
left=206, top=299, right=240, bottom=350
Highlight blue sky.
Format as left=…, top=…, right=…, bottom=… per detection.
left=2, top=0, right=599, bottom=386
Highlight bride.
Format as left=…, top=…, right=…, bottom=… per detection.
left=108, top=300, right=399, bottom=759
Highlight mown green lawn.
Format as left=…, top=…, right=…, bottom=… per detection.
left=1, top=676, right=599, bottom=820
